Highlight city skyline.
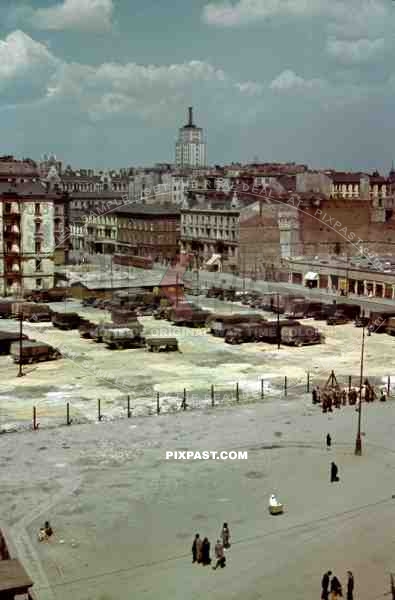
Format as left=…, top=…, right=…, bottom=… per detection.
left=0, top=0, right=395, bottom=170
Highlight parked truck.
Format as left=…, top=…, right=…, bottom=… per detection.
left=103, top=327, right=145, bottom=349
left=0, top=299, right=16, bottom=319
left=207, top=313, right=265, bottom=337
left=52, top=312, right=82, bottom=330
left=25, top=287, right=68, bottom=303
left=385, top=317, right=395, bottom=336
left=78, top=319, right=96, bottom=338
left=281, top=324, right=324, bottom=346
left=146, top=337, right=179, bottom=352
left=0, top=331, right=28, bottom=355
left=11, top=302, right=52, bottom=322
left=10, top=340, right=61, bottom=364
left=224, top=321, right=268, bottom=344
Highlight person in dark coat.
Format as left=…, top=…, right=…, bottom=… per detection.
left=192, top=533, right=200, bottom=563
left=346, top=571, right=354, bottom=600
left=321, top=570, right=332, bottom=600
left=201, top=537, right=211, bottom=566
left=330, top=575, right=343, bottom=597
left=326, top=434, right=332, bottom=450
left=330, top=462, right=339, bottom=482
left=312, top=387, right=318, bottom=404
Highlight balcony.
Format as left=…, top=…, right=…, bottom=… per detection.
left=34, top=231, right=44, bottom=239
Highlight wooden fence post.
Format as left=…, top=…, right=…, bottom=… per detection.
left=211, top=384, right=214, bottom=407
left=284, top=376, right=287, bottom=397
left=66, top=402, right=72, bottom=426
left=156, top=392, right=160, bottom=415
left=348, top=375, right=352, bottom=392
left=261, top=379, right=264, bottom=400
left=236, top=382, right=239, bottom=402
left=33, top=406, right=38, bottom=430
left=306, top=372, right=310, bottom=393
left=181, top=388, right=187, bottom=410
left=127, top=395, right=131, bottom=418
left=98, top=399, right=103, bottom=421
left=388, top=376, right=391, bottom=397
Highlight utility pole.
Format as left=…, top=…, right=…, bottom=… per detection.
left=355, top=325, right=365, bottom=455
left=276, top=292, right=280, bottom=350
left=17, top=312, right=24, bottom=377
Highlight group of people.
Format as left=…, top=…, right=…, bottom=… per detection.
left=321, top=570, right=354, bottom=599
left=312, top=384, right=387, bottom=413
left=192, top=523, right=230, bottom=570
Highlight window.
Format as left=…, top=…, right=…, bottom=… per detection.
left=35, top=203, right=40, bottom=216
left=36, top=279, right=42, bottom=288
left=35, top=259, right=42, bottom=272
left=5, top=203, right=11, bottom=214
left=35, top=241, right=41, bottom=253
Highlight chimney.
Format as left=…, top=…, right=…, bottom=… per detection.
left=188, top=106, right=193, bottom=126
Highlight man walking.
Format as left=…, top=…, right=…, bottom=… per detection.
left=346, top=571, right=354, bottom=600
left=330, top=461, right=339, bottom=482
left=326, top=434, right=332, bottom=450
left=321, top=570, right=332, bottom=600
left=212, top=539, right=226, bottom=570
left=192, top=533, right=200, bottom=564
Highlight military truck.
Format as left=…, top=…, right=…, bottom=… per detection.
left=254, top=319, right=301, bottom=343
left=171, top=308, right=211, bottom=328
left=385, top=317, right=395, bottom=336
left=52, top=312, right=82, bottom=330
left=207, top=313, right=265, bottom=337
left=368, top=310, right=395, bottom=333
left=225, top=321, right=268, bottom=344
left=146, top=337, right=179, bottom=352
left=281, top=324, right=324, bottom=347
left=103, top=328, right=145, bottom=349
left=0, top=299, right=16, bottom=319
left=10, top=340, right=61, bottom=364
left=327, top=311, right=350, bottom=325
left=12, top=302, right=52, bottom=322
left=0, top=331, right=28, bottom=355
left=25, top=287, right=67, bottom=303
left=78, top=319, right=96, bottom=338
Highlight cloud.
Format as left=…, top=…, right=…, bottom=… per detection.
left=0, top=30, right=59, bottom=104
left=202, top=0, right=390, bottom=38
left=270, top=70, right=324, bottom=92
left=326, top=37, right=385, bottom=64
left=30, top=0, right=115, bottom=32
left=0, top=31, right=263, bottom=122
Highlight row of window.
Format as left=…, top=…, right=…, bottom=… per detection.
left=182, top=214, right=238, bottom=226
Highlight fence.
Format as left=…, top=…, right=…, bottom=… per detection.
left=0, top=372, right=393, bottom=434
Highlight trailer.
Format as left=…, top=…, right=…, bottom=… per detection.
left=146, top=337, right=179, bottom=352
left=281, top=324, right=324, bottom=346
left=10, top=340, right=61, bottom=364
left=52, top=312, right=81, bottom=330
left=103, top=328, right=145, bottom=349
left=0, top=331, right=28, bottom=355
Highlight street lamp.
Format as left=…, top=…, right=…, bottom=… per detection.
left=355, top=325, right=366, bottom=455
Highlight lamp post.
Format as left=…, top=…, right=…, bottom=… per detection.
left=355, top=325, right=366, bottom=455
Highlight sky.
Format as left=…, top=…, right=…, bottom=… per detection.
left=0, top=0, right=395, bottom=171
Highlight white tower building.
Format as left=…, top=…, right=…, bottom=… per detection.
left=175, top=107, right=206, bottom=168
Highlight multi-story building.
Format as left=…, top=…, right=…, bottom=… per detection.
left=84, top=204, right=180, bottom=263
left=175, top=107, right=206, bottom=169
left=180, top=191, right=240, bottom=272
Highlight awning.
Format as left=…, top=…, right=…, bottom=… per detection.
left=304, top=271, right=319, bottom=280
left=206, top=253, right=221, bottom=266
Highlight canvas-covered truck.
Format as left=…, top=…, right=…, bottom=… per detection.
left=52, top=312, right=82, bottom=330
left=103, top=328, right=145, bottom=349
left=0, top=331, right=28, bottom=355
left=171, top=308, right=211, bottom=327
left=385, top=317, right=395, bottom=336
left=225, top=321, right=268, bottom=344
left=11, top=302, right=52, bottom=322
left=207, top=313, right=265, bottom=337
left=10, top=340, right=61, bottom=364
left=78, top=319, right=96, bottom=338
left=146, top=337, right=179, bottom=352
left=24, top=287, right=67, bottom=303
left=281, top=324, right=324, bottom=347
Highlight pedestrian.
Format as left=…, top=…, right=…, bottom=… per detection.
left=321, top=570, right=332, bottom=600
left=201, top=537, right=211, bottom=566
left=380, top=388, right=387, bottom=402
left=317, top=385, right=321, bottom=403
left=212, top=539, right=226, bottom=570
left=330, top=574, right=343, bottom=598
left=196, top=534, right=203, bottom=564
left=341, top=389, right=347, bottom=406
left=312, top=387, right=318, bottom=404
left=330, top=461, right=339, bottom=483
left=346, top=571, right=354, bottom=600
left=192, top=533, right=200, bottom=564
left=221, top=523, right=231, bottom=549
left=326, top=434, right=332, bottom=450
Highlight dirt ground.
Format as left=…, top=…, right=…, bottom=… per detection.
left=1, top=396, right=395, bottom=600
left=0, top=295, right=394, bottom=430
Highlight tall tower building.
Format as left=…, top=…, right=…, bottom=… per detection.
left=175, top=107, right=206, bottom=168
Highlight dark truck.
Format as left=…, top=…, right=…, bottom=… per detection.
left=146, top=337, right=179, bottom=352
left=207, top=313, right=265, bottom=338
left=78, top=319, right=96, bottom=338
left=281, top=324, right=324, bottom=347
left=225, top=321, right=267, bottom=344
left=207, top=287, right=224, bottom=299
left=52, top=312, right=82, bottom=330
left=10, top=340, right=61, bottom=364
left=0, top=299, right=16, bottom=319
left=368, top=310, right=395, bottom=333
left=103, top=327, right=145, bottom=349
left=171, top=309, right=211, bottom=328
left=0, top=331, right=28, bottom=355
left=385, top=317, right=395, bottom=336
left=25, top=287, right=68, bottom=303
left=284, top=299, right=325, bottom=319
left=327, top=311, right=350, bottom=325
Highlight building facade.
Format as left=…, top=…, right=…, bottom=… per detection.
left=175, top=107, right=206, bottom=169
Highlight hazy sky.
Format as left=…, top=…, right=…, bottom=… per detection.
left=1, top=0, right=395, bottom=171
